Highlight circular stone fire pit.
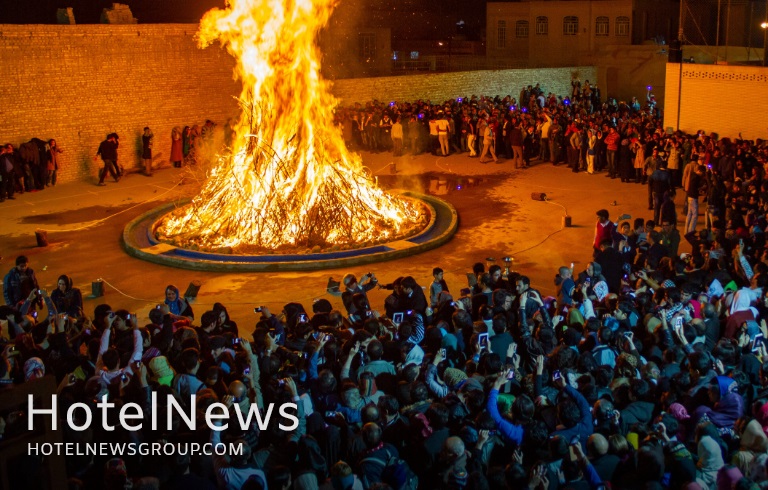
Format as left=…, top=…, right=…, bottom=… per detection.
left=123, top=191, right=458, bottom=272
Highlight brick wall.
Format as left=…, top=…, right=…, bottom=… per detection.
left=0, top=24, right=241, bottom=184
left=0, top=24, right=596, bottom=183
left=330, top=66, right=597, bottom=106
left=664, top=63, right=768, bottom=140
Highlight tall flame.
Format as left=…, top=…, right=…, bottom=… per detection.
left=157, top=0, right=422, bottom=251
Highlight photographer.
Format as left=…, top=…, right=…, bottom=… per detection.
left=3, top=255, right=39, bottom=308
left=328, top=272, right=378, bottom=317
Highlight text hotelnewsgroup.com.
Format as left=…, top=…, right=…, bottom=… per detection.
left=27, top=441, right=243, bottom=457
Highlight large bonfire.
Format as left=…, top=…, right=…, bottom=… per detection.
left=156, top=0, right=424, bottom=253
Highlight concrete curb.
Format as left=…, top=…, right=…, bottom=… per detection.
left=122, top=191, right=458, bottom=271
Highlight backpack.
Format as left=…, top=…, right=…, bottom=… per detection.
left=360, top=449, right=418, bottom=490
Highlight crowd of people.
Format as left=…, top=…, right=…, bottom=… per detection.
left=0, top=138, right=63, bottom=201
left=4, top=180, right=768, bottom=490
left=1, top=119, right=220, bottom=194
left=2, top=79, right=768, bottom=490
left=334, top=82, right=765, bottom=194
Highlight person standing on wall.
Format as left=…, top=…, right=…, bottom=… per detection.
left=94, top=133, right=119, bottom=186
left=142, top=127, right=154, bottom=176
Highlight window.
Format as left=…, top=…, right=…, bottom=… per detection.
left=535, top=16, right=548, bottom=35
left=359, top=33, right=376, bottom=61
left=563, top=16, right=579, bottom=36
left=595, top=16, right=609, bottom=36
left=497, top=20, right=507, bottom=48
left=516, top=20, right=529, bottom=38
left=616, top=16, right=630, bottom=36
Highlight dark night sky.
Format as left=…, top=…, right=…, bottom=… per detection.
left=0, top=0, right=225, bottom=24
left=1, top=0, right=483, bottom=25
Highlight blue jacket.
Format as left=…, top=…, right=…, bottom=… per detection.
left=487, top=388, right=524, bottom=445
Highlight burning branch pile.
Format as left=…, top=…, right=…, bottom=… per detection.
left=155, top=0, right=424, bottom=253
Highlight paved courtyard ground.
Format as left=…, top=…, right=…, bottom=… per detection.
left=0, top=150, right=682, bottom=323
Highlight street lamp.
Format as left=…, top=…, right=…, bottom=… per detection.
left=763, top=21, right=768, bottom=67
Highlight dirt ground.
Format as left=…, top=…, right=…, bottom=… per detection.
left=0, top=150, right=680, bottom=325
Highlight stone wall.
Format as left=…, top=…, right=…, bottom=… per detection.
left=0, top=23, right=596, bottom=183
left=0, top=24, right=241, bottom=184
left=330, top=66, right=598, bottom=106
left=664, top=63, right=768, bottom=140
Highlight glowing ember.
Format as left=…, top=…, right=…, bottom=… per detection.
left=156, top=0, right=423, bottom=252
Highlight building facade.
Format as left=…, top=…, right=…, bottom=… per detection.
left=486, top=0, right=633, bottom=67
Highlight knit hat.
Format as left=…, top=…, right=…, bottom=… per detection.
left=617, top=352, right=638, bottom=368
left=443, top=368, right=468, bottom=388
left=24, top=357, right=45, bottom=381
left=149, top=356, right=175, bottom=386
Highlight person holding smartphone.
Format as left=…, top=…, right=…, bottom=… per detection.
left=3, top=255, right=39, bottom=308
left=551, top=367, right=593, bottom=448
left=485, top=368, right=525, bottom=445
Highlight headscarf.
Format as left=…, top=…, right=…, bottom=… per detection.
left=164, top=285, right=184, bottom=316
left=697, top=436, right=725, bottom=490
left=730, top=289, right=757, bottom=316
left=716, top=466, right=743, bottom=490
left=24, top=357, right=45, bottom=381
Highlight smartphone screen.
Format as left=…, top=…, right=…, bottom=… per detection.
left=440, top=348, right=446, bottom=357
left=479, top=333, right=488, bottom=347
left=506, top=369, right=515, bottom=380
left=392, top=312, right=404, bottom=324
left=753, top=334, right=764, bottom=352
left=674, top=316, right=683, bottom=329
left=553, top=370, right=562, bottom=381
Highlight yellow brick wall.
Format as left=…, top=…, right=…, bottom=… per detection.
left=0, top=24, right=595, bottom=183
left=330, top=66, right=598, bottom=106
left=0, top=24, right=241, bottom=184
left=664, top=63, right=768, bottom=140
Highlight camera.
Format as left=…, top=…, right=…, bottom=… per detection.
left=254, top=307, right=263, bottom=313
